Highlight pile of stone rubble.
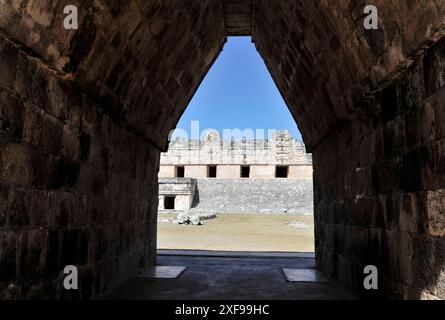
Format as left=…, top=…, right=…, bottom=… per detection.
left=176, top=212, right=202, bottom=225
left=158, top=212, right=217, bottom=225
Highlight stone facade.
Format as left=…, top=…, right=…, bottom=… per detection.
left=159, top=131, right=313, bottom=179
left=188, top=178, right=313, bottom=216
left=158, top=178, right=197, bottom=213
left=158, top=132, right=313, bottom=216
left=0, top=0, right=444, bottom=300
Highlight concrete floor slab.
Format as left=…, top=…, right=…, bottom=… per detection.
left=105, top=254, right=355, bottom=300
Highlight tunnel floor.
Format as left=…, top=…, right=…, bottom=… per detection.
left=104, top=251, right=355, bottom=300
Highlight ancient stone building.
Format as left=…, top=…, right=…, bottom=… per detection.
left=0, top=0, right=444, bottom=299
left=158, top=178, right=197, bottom=213
left=159, top=131, right=313, bottom=179
left=158, top=131, right=313, bottom=215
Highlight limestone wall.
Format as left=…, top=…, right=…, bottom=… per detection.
left=217, top=165, right=241, bottom=178
left=158, top=178, right=197, bottom=212
left=312, top=38, right=445, bottom=300
left=254, top=1, right=445, bottom=299
left=185, top=166, right=208, bottom=179
left=161, top=131, right=312, bottom=166
left=0, top=31, right=159, bottom=300
left=159, top=164, right=313, bottom=179
left=1, top=0, right=444, bottom=300
left=289, top=166, right=313, bottom=180
left=0, top=0, right=225, bottom=300
left=159, top=131, right=313, bottom=179
left=190, top=179, right=313, bottom=215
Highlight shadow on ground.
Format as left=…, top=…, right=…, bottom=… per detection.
left=104, top=251, right=354, bottom=300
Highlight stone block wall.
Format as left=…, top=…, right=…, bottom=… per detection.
left=158, top=178, right=197, bottom=212
left=185, top=166, right=209, bottom=179
left=159, top=164, right=313, bottom=179
left=0, top=35, right=159, bottom=299
left=1, top=0, right=444, bottom=300
left=161, top=131, right=312, bottom=166
left=189, top=179, right=314, bottom=215
left=216, top=165, right=242, bottom=179
left=250, top=165, right=276, bottom=179
left=254, top=0, right=445, bottom=150
left=252, top=0, right=445, bottom=299
left=313, top=38, right=445, bottom=299
left=0, top=0, right=226, bottom=300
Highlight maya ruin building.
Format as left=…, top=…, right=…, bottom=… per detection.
left=158, top=131, right=313, bottom=216
left=1, top=0, right=445, bottom=301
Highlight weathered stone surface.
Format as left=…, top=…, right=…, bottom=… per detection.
left=188, top=178, right=313, bottom=216
left=0, top=33, right=159, bottom=298
left=315, top=37, right=445, bottom=299
left=427, top=190, right=445, bottom=237
left=158, top=177, right=197, bottom=214
left=158, top=133, right=313, bottom=216
left=0, top=0, right=444, bottom=300
left=161, top=131, right=311, bottom=167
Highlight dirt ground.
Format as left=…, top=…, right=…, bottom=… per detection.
left=157, top=214, right=315, bottom=252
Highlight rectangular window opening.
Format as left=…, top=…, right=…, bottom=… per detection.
left=176, top=166, right=185, bottom=178
left=241, top=166, right=250, bottom=178
left=208, top=166, right=217, bottom=178
left=276, top=166, right=289, bottom=178
left=164, top=196, right=175, bottom=210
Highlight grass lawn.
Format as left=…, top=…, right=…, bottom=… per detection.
left=157, top=214, right=315, bottom=252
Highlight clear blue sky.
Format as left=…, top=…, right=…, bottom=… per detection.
left=174, top=37, right=302, bottom=141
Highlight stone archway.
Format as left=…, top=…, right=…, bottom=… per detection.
left=0, top=0, right=444, bottom=299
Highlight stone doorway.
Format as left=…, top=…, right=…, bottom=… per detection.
left=156, top=36, right=315, bottom=255
left=0, top=0, right=444, bottom=300
left=164, top=196, right=176, bottom=210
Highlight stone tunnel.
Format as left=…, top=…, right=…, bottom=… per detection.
left=0, top=0, right=444, bottom=299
